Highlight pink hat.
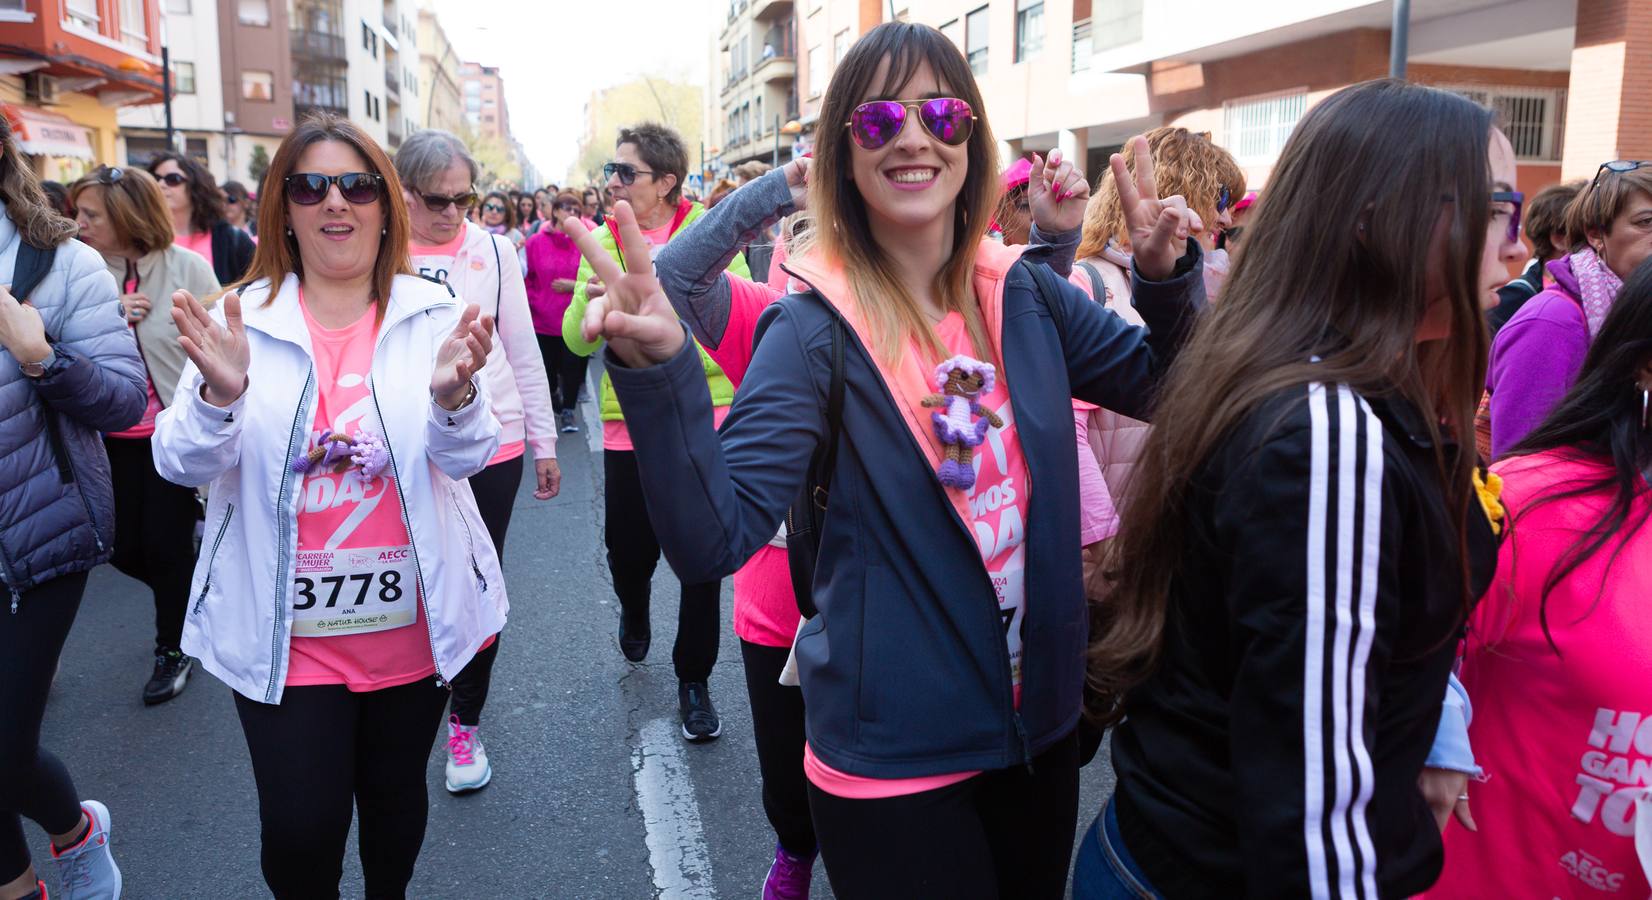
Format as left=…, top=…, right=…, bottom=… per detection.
left=1001, top=158, right=1033, bottom=193
left=1233, top=190, right=1258, bottom=214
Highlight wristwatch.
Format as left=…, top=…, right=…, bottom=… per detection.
left=18, top=347, right=53, bottom=379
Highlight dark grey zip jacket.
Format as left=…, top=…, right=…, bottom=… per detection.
left=607, top=218, right=1204, bottom=777
left=0, top=213, right=145, bottom=606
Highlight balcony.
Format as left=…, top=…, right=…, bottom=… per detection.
left=290, top=29, right=347, bottom=62
left=753, top=53, right=794, bottom=85
left=751, top=0, right=791, bottom=21
left=384, top=71, right=400, bottom=101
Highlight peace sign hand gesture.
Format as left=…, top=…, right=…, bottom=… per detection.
left=172, top=290, right=250, bottom=407
left=1113, top=135, right=1203, bottom=282
left=560, top=201, right=686, bottom=369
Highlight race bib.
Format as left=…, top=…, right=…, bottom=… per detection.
left=291, top=545, right=417, bottom=637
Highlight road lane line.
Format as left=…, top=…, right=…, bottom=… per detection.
left=632, top=717, right=717, bottom=899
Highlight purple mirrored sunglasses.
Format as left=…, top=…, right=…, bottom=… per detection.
left=846, top=98, right=976, bottom=151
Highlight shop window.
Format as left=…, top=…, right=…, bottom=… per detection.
left=1223, top=90, right=1308, bottom=162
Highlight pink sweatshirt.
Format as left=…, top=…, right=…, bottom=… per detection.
left=522, top=228, right=583, bottom=336
left=1427, top=449, right=1652, bottom=899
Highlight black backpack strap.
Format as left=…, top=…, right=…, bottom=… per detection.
left=811, top=315, right=845, bottom=510
left=1076, top=261, right=1106, bottom=303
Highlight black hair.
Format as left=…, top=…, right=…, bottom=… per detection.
left=147, top=151, right=226, bottom=233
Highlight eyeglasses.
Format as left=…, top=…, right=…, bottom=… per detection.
left=92, top=166, right=124, bottom=186
left=1492, top=190, right=1524, bottom=245
left=482, top=202, right=507, bottom=213
left=157, top=172, right=189, bottom=188
left=284, top=172, right=385, bottom=206
left=1594, top=160, right=1651, bottom=187
left=1216, top=185, right=1233, bottom=213
left=845, top=98, right=975, bottom=151
left=602, top=162, right=656, bottom=186
left=418, top=190, right=478, bottom=213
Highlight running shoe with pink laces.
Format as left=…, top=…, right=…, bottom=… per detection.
left=49, top=800, right=120, bottom=899
left=444, top=714, right=492, bottom=794
left=762, top=841, right=816, bottom=900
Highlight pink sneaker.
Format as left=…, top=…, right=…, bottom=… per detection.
left=444, top=715, right=492, bottom=794
left=762, top=842, right=815, bottom=900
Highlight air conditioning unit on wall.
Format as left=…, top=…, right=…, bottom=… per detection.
left=24, top=73, right=59, bottom=105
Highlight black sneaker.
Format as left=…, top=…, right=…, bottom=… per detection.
left=679, top=681, right=721, bottom=742
left=619, top=612, right=650, bottom=663
left=558, top=409, right=579, bottom=433
left=143, top=650, right=193, bottom=706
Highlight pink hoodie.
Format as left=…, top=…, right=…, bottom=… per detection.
left=523, top=226, right=586, bottom=336
left=1427, top=449, right=1652, bottom=899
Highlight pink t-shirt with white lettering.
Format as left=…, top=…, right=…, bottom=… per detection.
left=285, top=294, right=436, bottom=691
left=1426, top=450, right=1652, bottom=899
left=806, top=311, right=1030, bottom=800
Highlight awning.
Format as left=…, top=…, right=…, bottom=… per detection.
left=1, top=104, right=95, bottom=160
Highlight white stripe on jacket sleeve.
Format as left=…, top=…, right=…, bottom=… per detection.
left=1303, top=383, right=1385, bottom=900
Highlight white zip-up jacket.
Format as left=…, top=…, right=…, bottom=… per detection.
left=152, top=272, right=507, bottom=704
left=410, top=221, right=556, bottom=462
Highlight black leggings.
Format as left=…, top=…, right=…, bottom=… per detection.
left=808, top=730, right=1080, bottom=900
left=0, top=572, right=90, bottom=881
left=234, top=679, right=449, bottom=899
left=448, top=456, right=522, bottom=726
left=105, top=435, right=199, bottom=651
left=603, top=449, right=721, bottom=682
left=741, top=640, right=815, bottom=855
left=537, top=332, right=588, bottom=413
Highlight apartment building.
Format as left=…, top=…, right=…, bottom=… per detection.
left=898, top=0, right=1640, bottom=199
left=417, top=6, right=462, bottom=135
left=459, top=61, right=506, bottom=143
left=215, top=0, right=293, bottom=184
left=714, top=0, right=801, bottom=171
left=381, top=0, right=420, bottom=148
left=0, top=0, right=167, bottom=180
left=792, top=0, right=881, bottom=158
left=117, top=0, right=228, bottom=176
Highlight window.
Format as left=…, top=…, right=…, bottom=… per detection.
left=1450, top=86, right=1568, bottom=162
left=834, top=29, right=850, bottom=65
left=0, top=0, right=28, bottom=10
left=361, top=21, right=377, bottom=57
left=965, top=5, right=989, bottom=76
left=1092, top=0, right=1143, bottom=53
left=64, top=0, right=98, bottom=28
left=464, top=80, right=481, bottom=95
left=805, top=46, right=822, bottom=97
left=1223, top=91, right=1308, bottom=162
left=166, top=0, right=191, bottom=13
left=242, top=69, right=274, bottom=101
left=755, top=95, right=763, bottom=133
left=939, top=18, right=961, bottom=48
left=1014, top=0, right=1041, bottom=63
left=237, top=0, right=269, bottom=26
left=120, top=0, right=147, bottom=45
left=173, top=60, right=195, bottom=93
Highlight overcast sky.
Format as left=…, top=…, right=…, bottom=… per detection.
left=429, top=0, right=719, bottom=181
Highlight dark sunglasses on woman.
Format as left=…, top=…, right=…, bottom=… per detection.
left=602, top=162, right=655, bottom=186
left=482, top=201, right=507, bottom=213
left=845, top=97, right=976, bottom=151
left=156, top=172, right=189, bottom=187
left=285, top=172, right=385, bottom=206
left=418, top=190, right=478, bottom=213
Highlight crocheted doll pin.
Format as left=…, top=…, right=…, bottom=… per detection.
left=292, top=428, right=390, bottom=484
left=922, top=355, right=1003, bottom=490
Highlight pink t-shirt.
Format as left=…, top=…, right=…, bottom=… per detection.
left=1427, top=450, right=1652, bottom=899
left=806, top=310, right=1031, bottom=800
left=285, top=294, right=436, bottom=691
left=408, top=231, right=466, bottom=282
left=176, top=230, right=214, bottom=271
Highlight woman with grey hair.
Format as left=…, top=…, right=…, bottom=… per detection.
left=395, top=128, right=561, bottom=795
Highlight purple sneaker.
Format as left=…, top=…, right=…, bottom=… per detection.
left=763, top=842, right=816, bottom=900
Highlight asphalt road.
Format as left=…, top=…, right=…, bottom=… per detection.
left=26, top=375, right=1117, bottom=899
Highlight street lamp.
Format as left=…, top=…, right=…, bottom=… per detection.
left=773, top=117, right=801, bottom=168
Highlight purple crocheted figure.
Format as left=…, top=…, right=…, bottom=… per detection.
left=291, top=428, right=392, bottom=484
left=921, top=355, right=1003, bottom=490
left=348, top=429, right=390, bottom=483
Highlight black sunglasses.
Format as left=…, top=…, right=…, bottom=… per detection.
left=285, top=172, right=384, bottom=206
left=157, top=172, right=189, bottom=187
left=1594, top=160, right=1651, bottom=187
left=419, top=190, right=478, bottom=213
left=603, top=162, right=655, bottom=186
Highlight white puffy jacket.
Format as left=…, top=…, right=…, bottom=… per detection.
left=410, top=222, right=556, bottom=461
left=152, top=272, right=506, bottom=704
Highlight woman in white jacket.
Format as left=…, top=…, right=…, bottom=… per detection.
left=394, top=129, right=560, bottom=795
left=152, top=114, right=501, bottom=900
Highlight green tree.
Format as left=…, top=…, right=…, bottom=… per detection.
left=570, top=76, right=705, bottom=188
left=462, top=125, right=523, bottom=190
left=248, top=144, right=271, bottom=194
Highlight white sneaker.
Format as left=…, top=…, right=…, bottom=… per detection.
left=444, top=715, right=492, bottom=794
left=50, top=800, right=121, bottom=899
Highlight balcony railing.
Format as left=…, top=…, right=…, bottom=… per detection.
left=291, top=29, right=347, bottom=62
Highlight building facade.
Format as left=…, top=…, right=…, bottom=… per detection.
left=715, top=0, right=801, bottom=172
left=417, top=6, right=461, bottom=135
left=116, top=0, right=227, bottom=176
left=0, top=0, right=167, bottom=180
left=214, top=0, right=292, bottom=185
left=459, top=60, right=506, bottom=143
left=381, top=0, right=420, bottom=148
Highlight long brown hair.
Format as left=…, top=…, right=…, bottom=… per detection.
left=1087, top=79, right=1495, bottom=725
left=798, top=21, right=998, bottom=364
left=237, top=113, right=411, bottom=317
left=0, top=116, right=79, bottom=248
left=69, top=167, right=176, bottom=255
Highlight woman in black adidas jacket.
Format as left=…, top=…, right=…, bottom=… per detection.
left=1074, top=80, right=1527, bottom=898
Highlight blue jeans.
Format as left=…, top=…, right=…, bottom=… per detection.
left=1072, top=795, right=1160, bottom=899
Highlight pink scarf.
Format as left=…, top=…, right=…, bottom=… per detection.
left=1570, top=247, right=1624, bottom=340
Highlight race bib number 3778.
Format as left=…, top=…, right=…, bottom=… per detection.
left=292, top=545, right=417, bottom=637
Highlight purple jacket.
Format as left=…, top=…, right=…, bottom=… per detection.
left=1486, top=256, right=1586, bottom=459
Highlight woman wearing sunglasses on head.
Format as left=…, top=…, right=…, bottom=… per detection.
left=564, top=22, right=1203, bottom=897
left=395, top=129, right=560, bottom=795
left=1073, top=80, right=1525, bottom=899
left=151, top=114, right=503, bottom=899
left=69, top=166, right=220, bottom=706
left=148, top=152, right=257, bottom=287
left=1485, top=161, right=1652, bottom=458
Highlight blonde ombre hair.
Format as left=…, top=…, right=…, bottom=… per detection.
left=794, top=21, right=999, bottom=366
left=1077, top=127, right=1245, bottom=261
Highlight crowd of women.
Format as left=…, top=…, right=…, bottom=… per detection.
left=3, top=16, right=1652, bottom=900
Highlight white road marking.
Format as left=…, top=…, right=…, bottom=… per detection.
left=582, top=361, right=603, bottom=455
left=632, top=717, right=717, bottom=899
